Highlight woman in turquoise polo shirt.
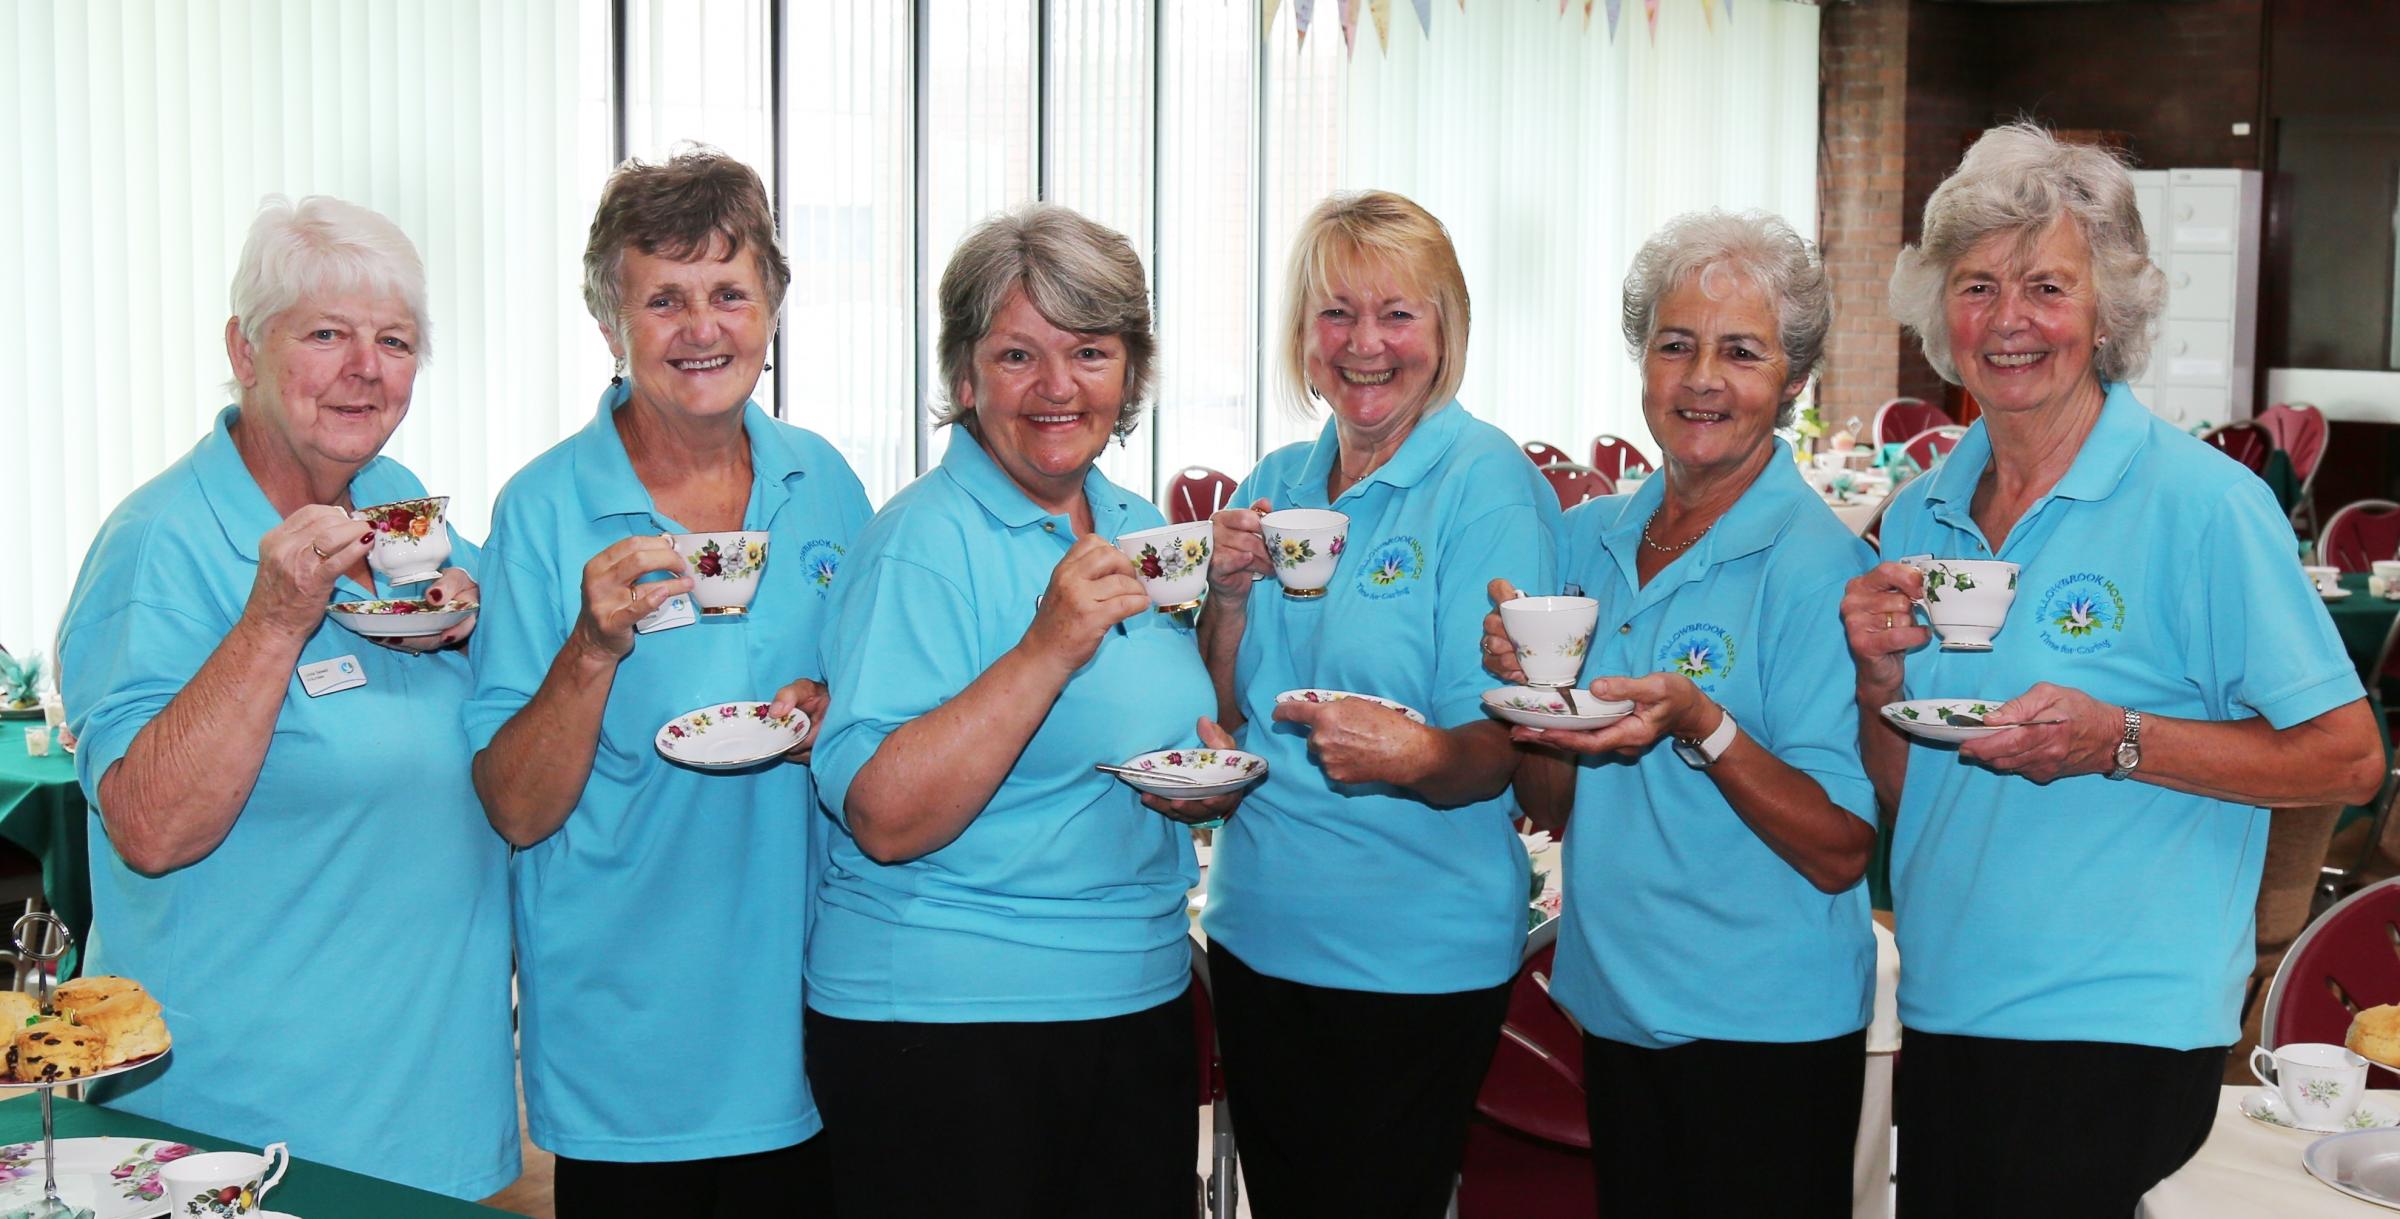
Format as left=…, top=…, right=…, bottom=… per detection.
left=1483, top=211, right=1876, bottom=1218
left=1196, top=190, right=1560, bottom=1218
left=464, top=151, right=871, bottom=1216
left=807, top=203, right=1235, bottom=1219
left=57, top=195, right=515, bottom=1199
left=1845, top=124, right=2384, bottom=1216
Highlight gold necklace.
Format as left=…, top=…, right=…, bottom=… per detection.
left=1640, top=509, right=1711, bottom=554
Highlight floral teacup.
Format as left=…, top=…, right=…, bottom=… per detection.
left=1261, top=509, right=1347, bottom=600
left=1900, top=556, right=2018, bottom=651
left=353, top=496, right=452, bottom=587
left=1116, top=522, right=1213, bottom=613
left=670, top=531, right=770, bottom=616
left=159, top=1143, right=287, bottom=1216
left=2250, top=1042, right=2369, bottom=1132
left=1498, top=595, right=1599, bottom=688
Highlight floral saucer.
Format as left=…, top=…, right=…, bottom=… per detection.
left=1107, top=748, right=1268, bottom=800
left=2323, top=587, right=2355, bottom=602
left=1273, top=689, right=1426, bottom=724
left=1879, top=699, right=2037, bottom=745
left=0, top=1134, right=196, bottom=1218
left=2242, top=1087, right=2400, bottom=1132
left=325, top=598, right=478, bottom=639
left=1481, top=685, right=1635, bottom=731
left=653, top=702, right=809, bottom=770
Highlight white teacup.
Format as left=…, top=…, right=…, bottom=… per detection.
left=2250, top=1042, right=2369, bottom=1132
left=670, top=531, right=771, bottom=616
left=1262, top=509, right=1348, bottom=600
left=1117, top=521, right=1213, bottom=613
left=1902, top=556, right=2019, bottom=651
left=1499, top=596, right=1600, bottom=688
left=2305, top=565, right=2343, bottom=594
left=353, top=496, right=452, bottom=587
left=159, top=1142, right=289, bottom=1216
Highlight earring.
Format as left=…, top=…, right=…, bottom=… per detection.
left=763, top=362, right=773, bottom=372
left=2095, top=335, right=2109, bottom=346
left=610, top=356, right=627, bottom=387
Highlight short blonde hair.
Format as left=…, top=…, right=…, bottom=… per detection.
left=933, top=203, right=1156, bottom=439
left=1889, top=122, right=2164, bottom=386
left=1278, top=191, right=1471, bottom=418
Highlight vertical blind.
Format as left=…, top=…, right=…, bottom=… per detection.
left=1, top=0, right=1817, bottom=660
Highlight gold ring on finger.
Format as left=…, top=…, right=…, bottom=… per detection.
left=1884, top=613, right=1893, bottom=631
left=311, top=544, right=330, bottom=560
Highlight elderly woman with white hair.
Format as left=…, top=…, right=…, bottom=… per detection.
left=1843, top=124, right=2383, bottom=1214
left=805, top=203, right=1235, bottom=1219
left=56, top=195, right=515, bottom=1198
left=1483, top=210, right=1876, bottom=1218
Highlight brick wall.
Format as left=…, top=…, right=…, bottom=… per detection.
left=1816, top=0, right=1908, bottom=430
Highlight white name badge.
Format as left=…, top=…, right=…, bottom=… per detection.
left=297, top=654, right=368, bottom=698
left=635, top=592, right=698, bottom=634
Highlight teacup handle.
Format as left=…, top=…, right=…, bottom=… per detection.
left=2250, top=1045, right=2279, bottom=1091
left=258, top=1141, right=289, bottom=1198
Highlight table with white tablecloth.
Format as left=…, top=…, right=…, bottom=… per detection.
left=2139, top=1088, right=2398, bottom=1216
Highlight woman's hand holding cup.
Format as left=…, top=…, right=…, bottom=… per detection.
left=1841, top=561, right=1931, bottom=696
left=569, top=535, right=693, bottom=662
left=1481, top=578, right=1529, bottom=684
left=245, top=505, right=376, bottom=639
left=1023, top=535, right=1151, bottom=676
left=1206, top=499, right=1275, bottom=607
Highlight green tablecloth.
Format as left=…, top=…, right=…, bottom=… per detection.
left=0, top=1095, right=511, bottom=1217
left=0, top=733, right=88, bottom=977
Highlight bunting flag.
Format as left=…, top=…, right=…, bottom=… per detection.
left=1643, top=0, right=1659, bottom=43
left=1294, top=0, right=1315, bottom=46
left=1582, top=0, right=1595, bottom=32
left=1410, top=0, right=1433, bottom=35
left=1338, top=0, right=1359, bottom=54
left=1264, top=0, right=1282, bottom=42
left=1701, top=0, right=1714, bottom=32
left=1723, top=0, right=1734, bottom=22
left=1369, top=0, right=1391, bottom=49
left=1603, top=0, right=1623, bottom=40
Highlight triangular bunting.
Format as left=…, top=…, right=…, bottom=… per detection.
left=1643, top=0, right=1659, bottom=43
left=1294, top=0, right=1315, bottom=46
left=1338, top=0, right=1359, bottom=55
left=1701, top=0, right=1714, bottom=31
left=1369, top=0, right=1391, bottom=48
left=1604, top=0, right=1623, bottom=40
left=1410, top=0, right=1433, bottom=35
left=1264, top=0, right=1282, bottom=42
left=1723, top=0, right=1733, bottom=22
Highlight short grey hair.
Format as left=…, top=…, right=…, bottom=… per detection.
left=1619, top=210, right=1829, bottom=428
left=1889, top=122, right=2165, bottom=385
left=933, top=204, right=1155, bottom=439
left=229, top=195, right=431, bottom=366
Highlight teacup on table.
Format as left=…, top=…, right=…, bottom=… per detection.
left=159, top=1141, right=288, bottom=1217
left=670, top=531, right=770, bottom=616
left=2306, top=565, right=2344, bottom=596
left=1499, top=596, right=1599, bottom=688
left=1116, top=521, right=1213, bottom=613
left=1902, top=556, right=2019, bottom=652
left=2251, top=1042, right=2371, bottom=1132
left=1261, top=509, right=1347, bottom=600
left=353, top=496, right=452, bottom=587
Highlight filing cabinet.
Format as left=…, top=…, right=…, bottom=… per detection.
left=2126, top=169, right=2261, bottom=428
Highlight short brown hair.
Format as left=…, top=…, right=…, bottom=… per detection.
left=582, top=147, right=791, bottom=348
left=933, top=204, right=1156, bottom=440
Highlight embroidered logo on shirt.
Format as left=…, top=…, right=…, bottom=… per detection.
left=2035, top=572, right=2128, bottom=655
left=1354, top=535, right=1427, bottom=600
left=1656, top=622, right=1738, bottom=692
left=796, top=539, right=847, bottom=596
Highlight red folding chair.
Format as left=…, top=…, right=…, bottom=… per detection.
left=1456, top=919, right=1594, bottom=1219
left=1901, top=425, right=1967, bottom=471
left=1873, top=398, right=1949, bottom=447
left=2200, top=420, right=2274, bottom=477
left=1166, top=466, right=1238, bottom=526
left=2260, top=402, right=2330, bottom=537
left=1189, top=937, right=1239, bottom=1219
left=1587, top=435, right=1655, bottom=483
left=2322, top=500, right=2400, bottom=574
left=1522, top=440, right=1575, bottom=469
left=1539, top=463, right=1613, bottom=510
left=2262, top=877, right=2400, bottom=1088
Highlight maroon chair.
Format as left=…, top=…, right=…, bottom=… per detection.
left=1540, top=463, right=1614, bottom=510
left=2321, top=500, right=2400, bottom=574
left=1189, top=937, right=1239, bottom=1219
left=1872, top=397, right=1949, bottom=447
left=1457, top=919, right=1595, bottom=1219
left=1166, top=466, right=1238, bottom=526
left=2262, top=877, right=2400, bottom=1088
left=1587, top=434, right=1655, bottom=483
left=2260, top=402, right=2331, bottom=536
left=1901, top=425, right=1967, bottom=471
left=1522, top=440, right=1575, bottom=469
left=2201, top=420, right=2274, bottom=477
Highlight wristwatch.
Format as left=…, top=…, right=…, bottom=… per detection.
left=1674, top=708, right=1739, bottom=770
left=2107, top=708, right=2143, bottom=780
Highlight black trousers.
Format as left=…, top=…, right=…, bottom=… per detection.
left=1206, top=941, right=1512, bottom=1219
left=553, top=1137, right=828, bottom=1218
left=1582, top=1028, right=1866, bottom=1219
left=803, top=989, right=1195, bottom=1219
left=1896, top=1031, right=2227, bottom=1219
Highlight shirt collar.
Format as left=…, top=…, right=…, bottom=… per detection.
left=1280, top=400, right=1469, bottom=506
left=937, top=426, right=1138, bottom=534
left=1921, top=382, right=2152, bottom=520
left=192, top=404, right=420, bottom=562
left=569, top=381, right=804, bottom=525
left=1589, top=438, right=1815, bottom=594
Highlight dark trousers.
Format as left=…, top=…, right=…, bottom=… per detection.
left=1582, top=1028, right=1866, bottom=1219
left=803, top=990, right=1195, bottom=1219
left=553, top=1137, right=828, bottom=1218
left=1207, top=941, right=1511, bottom=1219
left=1896, top=1031, right=2227, bottom=1219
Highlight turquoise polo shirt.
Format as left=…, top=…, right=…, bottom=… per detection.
left=1546, top=443, right=1878, bottom=1050
left=808, top=428, right=1209, bottom=1022
left=1881, top=384, right=2362, bottom=1049
left=463, top=384, right=871, bottom=1160
left=58, top=405, right=517, bottom=1200
left=1200, top=403, right=1560, bottom=994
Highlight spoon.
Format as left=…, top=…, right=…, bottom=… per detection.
left=1942, top=712, right=2067, bottom=729
left=1094, top=763, right=1206, bottom=786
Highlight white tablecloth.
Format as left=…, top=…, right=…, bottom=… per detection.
left=2138, top=1087, right=2396, bottom=1217
left=1825, top=490, right=1887, bottom=535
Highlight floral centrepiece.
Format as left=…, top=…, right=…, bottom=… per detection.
left=1523, top=830, right=1562, bottom=930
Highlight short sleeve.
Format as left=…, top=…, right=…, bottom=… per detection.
left=461, top=523, right=571, bottom=755
left=62, top=595, right=236, bottom=803
left=1432, top=501, right=1557, bottom=728
left=2186, top=477, right=2361, bottom=729
left=811, top=550, right=986, bottom=825
left=1755, top=553, right=1878, bottom=824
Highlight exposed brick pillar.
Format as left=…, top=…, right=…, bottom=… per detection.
left=1817, top=0, right=1910, bottom=436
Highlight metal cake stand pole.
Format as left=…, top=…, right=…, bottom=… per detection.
left=13, top=910, right=80, bottom=1219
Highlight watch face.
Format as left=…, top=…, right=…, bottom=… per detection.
left=2116, top=741, right=2140, bottom=769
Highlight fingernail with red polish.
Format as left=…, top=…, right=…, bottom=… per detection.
left=427, top=589, right=443, bottom=604
left=361, top=533, right=375, bottom=546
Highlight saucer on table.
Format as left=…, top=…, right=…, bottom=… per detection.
left=2323, top=587, right=2354, bottom=602
left=1480, top=685, right=1635, bottom=731
left=2241, top=1087, right=2400, bottom=1132
left=2303, top=1127, right=2400, bottom=1210
left=653, top=702, right=810, bottom=770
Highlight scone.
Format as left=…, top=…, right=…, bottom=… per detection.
left=74, top=992, right=170, bottom=1066
left=50, top=976, right=143, bottom=1015
left=13, top=1018, right=106, bottom=1082
left=2349, top=1003, right=2400, bottom=1067
left=0, top=992, right=39, bottom=1032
